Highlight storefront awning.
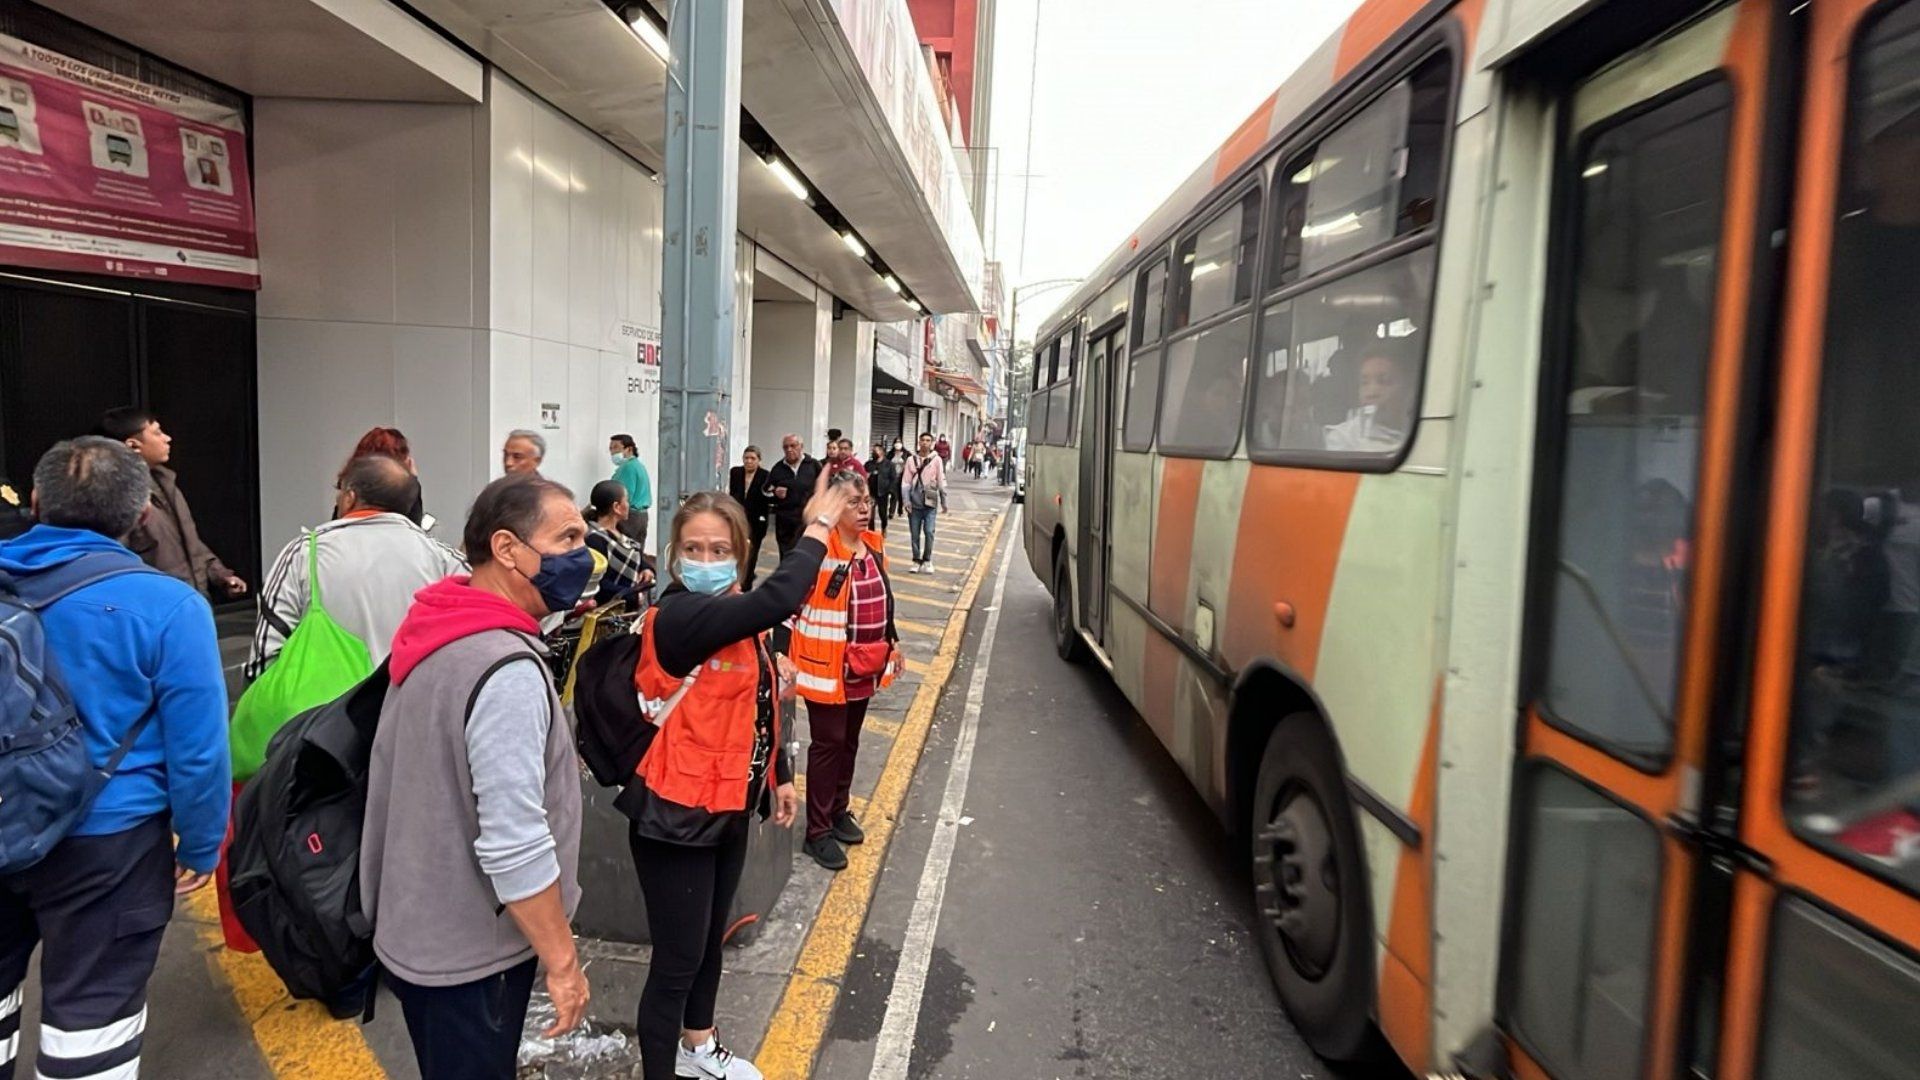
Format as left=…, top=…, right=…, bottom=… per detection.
left=931, top=369, right=985, bottom=402
left=874, top=366, right=939, bottom=409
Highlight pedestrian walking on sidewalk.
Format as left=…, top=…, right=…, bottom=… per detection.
left=609, top=433, right=652, bottom=546
left=614, top=479, right=855, bottom=1080
left=867, top=444, right=898, bottom=535
left=0, top=437, right=230, bottom=1080
left=828, top=437, right=867, bottom=479
left=901, top=431, right=947, bottom=573
left=767, top=434, right=820, bottom=558
left=96, top=406, right=248, bottom=602
left=361, top=475, right=591, bottom=1080
left=792, top=470, right=899, bottom=871
left=728, top=446, right=773, bottom=587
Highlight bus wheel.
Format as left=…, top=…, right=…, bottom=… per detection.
left=1052, top=550, right=1089, bottom=663
left=1249, top=715, right=1375, bottom=1061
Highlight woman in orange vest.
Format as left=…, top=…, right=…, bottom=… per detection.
left=791, top=469, right=900, bottom=871
left=618, top=481, right=853, bottom=1080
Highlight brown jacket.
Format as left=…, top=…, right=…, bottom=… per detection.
left=128, top=464, right=234, bottom=598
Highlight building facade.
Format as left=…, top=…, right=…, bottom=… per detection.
left=0, top=0, right=989, bottom=573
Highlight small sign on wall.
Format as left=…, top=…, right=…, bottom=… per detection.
left=540, top=402, right=561, bottom=429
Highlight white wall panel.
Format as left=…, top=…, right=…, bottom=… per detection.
left=391, top=325, right=482, bottom=532
left=488, top=77, right=535, bottom=339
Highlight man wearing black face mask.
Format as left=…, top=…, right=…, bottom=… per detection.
left=361, top=474, right=593, bottom=1079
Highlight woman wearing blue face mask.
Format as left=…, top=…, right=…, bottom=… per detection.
left=617, top=478, right=853, bottom=1080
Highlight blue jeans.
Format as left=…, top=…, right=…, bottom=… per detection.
left=909, top=506, right=938, bottom=564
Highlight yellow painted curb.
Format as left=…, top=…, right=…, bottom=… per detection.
left=185, top=887, right=388, bottom=1079
left=754, top=509, right=1007, bottom=1078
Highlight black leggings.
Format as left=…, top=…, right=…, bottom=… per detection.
left=629, top=821, right=750, bottom=1079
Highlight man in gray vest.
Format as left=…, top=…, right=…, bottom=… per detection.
left=360, top=474, right=593, bottom=1079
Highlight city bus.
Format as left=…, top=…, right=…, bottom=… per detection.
left=1022, top=0, right=1920, bottom=1076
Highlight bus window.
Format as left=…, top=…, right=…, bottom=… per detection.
left=1123, top=348, right=1162, bottom=452
left=1136, top=259, right=1167, bottom=346
left=1269, top=53, right=1450, bottom=288
left=1124, top=260, right=1169, bottom=451
left=1757, top=897, right=1919, bottom=1079
left=1788, top=0, right=1920, bottom=886
left=1159, top=314, right=1252, bottom=456
left=1250, top=247, right=1434, bottom=458
left=1537, top=82, right=1731, bottom=768
left=1170, top=189, right=1260, bottom=331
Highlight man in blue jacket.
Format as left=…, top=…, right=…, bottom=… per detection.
left=0, top=436, right=229, bottom=1080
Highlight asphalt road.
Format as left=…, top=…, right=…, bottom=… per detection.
left=813, top=513, right=1398, bottom=1080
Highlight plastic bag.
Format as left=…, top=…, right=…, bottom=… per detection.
left=518, top=982, right=632, bottom=1077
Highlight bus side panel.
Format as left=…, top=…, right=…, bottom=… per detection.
left=1317, top=468, right=1450, bottom=942
left=1108, top=448, right=1159, bottom=708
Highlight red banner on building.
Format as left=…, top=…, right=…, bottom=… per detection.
left=0, top=34, right=258, bottom=289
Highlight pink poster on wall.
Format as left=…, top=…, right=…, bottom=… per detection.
left=0, top=33, right=258, bottom=290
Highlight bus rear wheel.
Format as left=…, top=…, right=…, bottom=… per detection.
left=1051, top=550, right=1089, bottom=663
left=1249, top=715, right=1375, bottom=1061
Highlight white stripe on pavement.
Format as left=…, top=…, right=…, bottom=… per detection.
left=868, top=507, right=1021, bottom=1080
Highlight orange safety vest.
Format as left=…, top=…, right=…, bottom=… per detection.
left=791, top=528, right=896, bottom=705
left=629, top=606, right=777, bottom=818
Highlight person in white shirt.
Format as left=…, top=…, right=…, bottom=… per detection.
left=247, top=455, right=466, bottom=678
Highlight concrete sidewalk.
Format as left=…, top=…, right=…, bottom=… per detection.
left=10, top=477, right=1013, bottom=1080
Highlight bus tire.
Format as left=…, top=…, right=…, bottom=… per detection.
left=1051, top=549, right=1089, bottom=663
left=1249, top=715, right=1375, bottom=1061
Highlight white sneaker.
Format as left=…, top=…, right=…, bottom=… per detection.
left=676, top=1036, right=763, bottom=1079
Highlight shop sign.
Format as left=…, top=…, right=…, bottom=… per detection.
left=0, top=34, right=258, bottom=288
left=612, top=319, right=662, bottom=395
left=873, top=383, right=912, bottom=403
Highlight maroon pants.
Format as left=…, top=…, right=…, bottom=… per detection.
left=805, top=698, right=870, bottom=841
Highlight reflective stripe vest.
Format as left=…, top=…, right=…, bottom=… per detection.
left=628, top=606, right=775, bottom=819
left=791, top=528, right=895, bottom=705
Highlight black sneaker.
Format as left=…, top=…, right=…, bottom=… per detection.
left=832, top=812, right=866, bottom=845
left=805, top=835, right=848, bottom=871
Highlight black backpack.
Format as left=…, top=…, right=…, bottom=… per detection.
left=228, top=660, right=390, bottom=1009
left=571, top=627, right=656, bottom=787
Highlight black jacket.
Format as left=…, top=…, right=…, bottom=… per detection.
left=766, top=456, right=820, bottom=522
left=728, top=465, right=775, bottom=524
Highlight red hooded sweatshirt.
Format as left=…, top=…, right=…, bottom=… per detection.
left=387, top=575, right=542, bottom=685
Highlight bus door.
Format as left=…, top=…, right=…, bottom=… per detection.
left=1502, top=4, right=1783, bottom=1079
left=1712, top=0, right=1920, bottom=1076
left=1077, top=322, right=1123, bottom=644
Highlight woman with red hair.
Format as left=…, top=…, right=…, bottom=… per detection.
left=338, top=426, right=428, bottom=527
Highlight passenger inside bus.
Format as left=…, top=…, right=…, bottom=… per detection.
left=1788, top=60, right=1920, bottom=879
left=1320, top=339, right=1415, bottom=453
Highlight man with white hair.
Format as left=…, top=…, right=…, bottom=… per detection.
left=766, top=433, right=820, bottom=557
left=502, top=430, right=546, bottom=477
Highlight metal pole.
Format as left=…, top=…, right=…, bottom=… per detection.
left=659, top=0, right=743, bottom=513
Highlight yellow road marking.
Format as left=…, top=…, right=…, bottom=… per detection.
left=185, top=887, right=388, bottom=1079
left=864, top=715, right=902, bottom=738
left=755, top=511, right=1006, bottom=1078
left=892, top=591, right=953, bottom=611
left=903, top=657, right=931, bottom=675
left=893, top=616, right=942, bottom=636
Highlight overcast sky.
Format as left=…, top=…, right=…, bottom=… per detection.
left=984, top=0, right=1364, bottom=339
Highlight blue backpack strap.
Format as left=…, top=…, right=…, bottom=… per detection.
left=18, top=551, right=163, bottom=611
left=15, top=552, right=168, bottom=789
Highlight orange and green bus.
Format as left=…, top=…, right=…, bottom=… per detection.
left=1024, top=0, right=1920, bottom=1076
